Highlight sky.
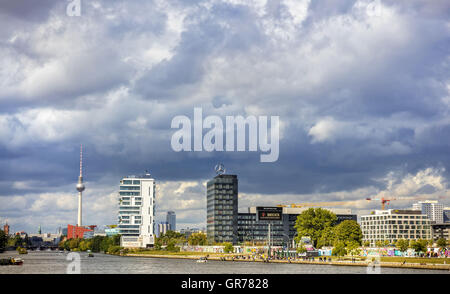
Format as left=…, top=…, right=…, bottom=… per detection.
left=0, top=0, right=449, bottom=234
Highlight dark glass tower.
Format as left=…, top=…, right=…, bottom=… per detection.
left=206, top=174, right=238, bottom=244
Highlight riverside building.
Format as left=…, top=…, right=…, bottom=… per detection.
left=118, top=172, right=156, bottom=248
left=360, top=209, right=432, bottom=246
left=412, top=200, right=444, bottom=224
left=444, top=207, right=450, bottom=223
left=238, top=207, right=357, bottom=246
left=432, top=223, right=450, bottom=241
left=206, top=174, right=238, bottom=244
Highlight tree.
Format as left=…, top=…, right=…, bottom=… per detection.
left=0, top=230, right=7, bottom=252
left=436, top=238, right=448, bottom=250
left=332, top=241, right=347, bottom=257
left=375, top=240, right=384, bottom=248
left=90, top=236, right=104, bottom=252
left=166, top=240, right=180, bottom=252
left=296, top=244, right=307, bottom=254
left=69, top=238, right=80, bottom=250
left=363, top=241, right=370, bottom=247
left=294, top=208, right=338, bottom=247
left=346, top=240, right=360, bottom=256
left=410, top=239, right=427, bottom=253
left=223, top=242, right=234, bottom=253
left=188, top=233, right=207, bottom=246
left=316, top=226, right=335, bottom=249
left=334, top=220, right=362, bottom=245
left=396, top=239, right=409, bottom=252
left=111, top=234, right=121, bottom=246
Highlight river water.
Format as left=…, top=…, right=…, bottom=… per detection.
left=0, top=251, right=448, bottom=274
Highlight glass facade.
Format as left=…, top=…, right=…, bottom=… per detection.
left=237, top=212, right=356, bottom=246
left=237, top=213, right=287, bottom=246
left=206, top=174, right=238, bottom=244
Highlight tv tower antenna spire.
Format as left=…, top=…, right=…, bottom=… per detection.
left=76, top=144, right=85, bottom=226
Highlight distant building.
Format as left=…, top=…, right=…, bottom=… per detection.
left=412, top=200, right=444, bottom=224
left=179, top=227, right=202, bottom=238
left=444, top=207, right=450, bottom=223
left=105, top=227, right=119, bottom=236
left=432, top=223, right=450, bottom=241
left=28, top=233, right=62, bottom=246
left=206, top=174, right=238, bottom=244
left=158, top=222, right=170, bottom=237
left=360, top=209, right=432, bottom=246
left=118, top=172, right=156, bottom=248
left=166, top=211, right=176, bottom=231
left=3, top=222, right=9, bottom=235
left=67, top=224, right=93, bottom=239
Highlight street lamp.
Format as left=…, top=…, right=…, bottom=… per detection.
left=282, top=233, right=290, bottom=258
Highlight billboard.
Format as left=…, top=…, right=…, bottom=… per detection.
left=256, top=206, right=283, bottom=221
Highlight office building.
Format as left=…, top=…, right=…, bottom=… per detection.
left=179, top=227, right=203, bottom=238
left=412, top=200, right=444, bottom=224
left=166, top=211, right=176, bottom=231
left=118, top=172, right=156, bottom=248
left=67, top=224, right=93, bottom=239
left=237, top=207, right=357, bottom=246
left=158, top=222, right=170, bottom=237
left=207, top=174, right=238, bottom=244
left=360, top=209, right=432, bottom=246
left=432, top=223, right=450, bottom=241
left=444, top=207, right=450, bottom=223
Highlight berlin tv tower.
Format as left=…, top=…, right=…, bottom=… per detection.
left=76, top=144, right=85, bottom=226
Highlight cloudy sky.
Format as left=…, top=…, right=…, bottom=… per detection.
left=0, top=0, right=449, bottom=234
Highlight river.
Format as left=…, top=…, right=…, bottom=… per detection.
left=0, top=251, right=448, bottom=274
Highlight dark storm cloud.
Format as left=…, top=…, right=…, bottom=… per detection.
left=134, top=2, right=263, bottom=100
left=0, top=0, right=61, bottom=22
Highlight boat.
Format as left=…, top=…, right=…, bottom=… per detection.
left=11, top=258, right=23, bottom=265
left=0, top=257, right=24, bottom=265
left=196, top=257, right=207, bottom=263
left=17, top=247, right=28, bottom=254
left=88, top=253, right=94, bottom=257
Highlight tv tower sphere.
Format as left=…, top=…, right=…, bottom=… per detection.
left=76, top=182, right=85, bottom=192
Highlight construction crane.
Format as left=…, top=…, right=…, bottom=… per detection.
left=366, top=195, right=446, bottom=210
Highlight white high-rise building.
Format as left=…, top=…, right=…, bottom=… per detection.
left=412, top=200, right=444, bottom=224
left=360, top=209, right=432, bottom=246
left=118, top=172, right=156, bottom=248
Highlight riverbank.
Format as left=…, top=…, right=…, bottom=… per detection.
left=125, top=253, right=450, bottom=271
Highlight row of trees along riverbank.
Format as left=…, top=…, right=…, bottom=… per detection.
left=58, top=235, right=122, bottom=254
